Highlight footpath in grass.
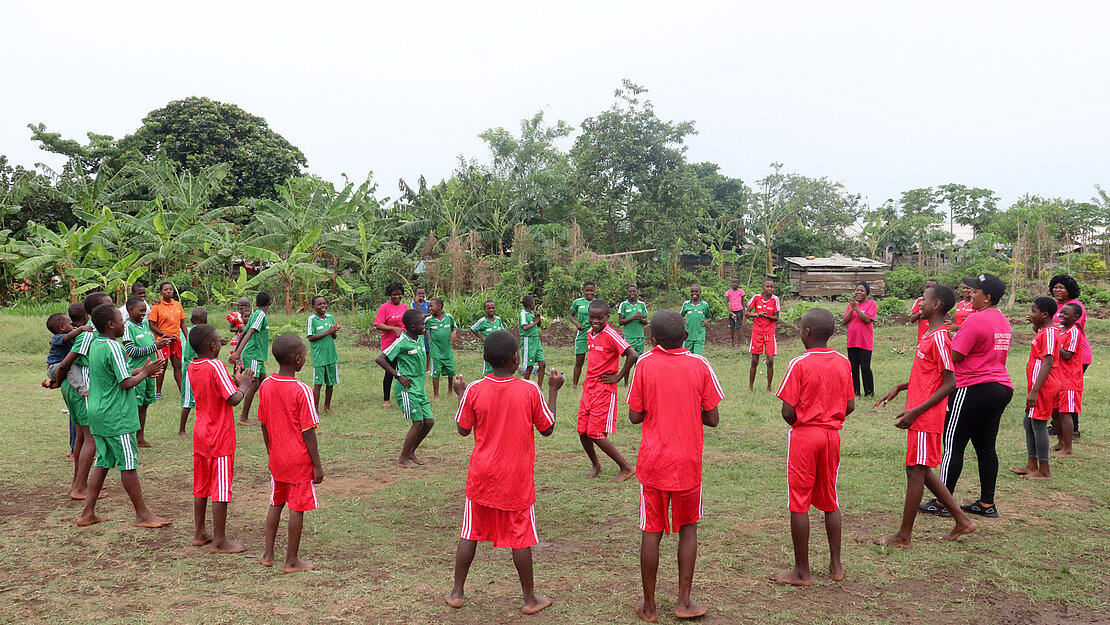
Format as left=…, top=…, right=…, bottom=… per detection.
left=0, top=311, right=1107, bottom=625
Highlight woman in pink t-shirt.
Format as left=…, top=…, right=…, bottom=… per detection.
left=374, top=282, right=409, bottom=408
left=926, top=273, right=1013, bottom=521
left=1048, top=274, right=1091, bottom=438
left=842, top=281, right=877, bottom=397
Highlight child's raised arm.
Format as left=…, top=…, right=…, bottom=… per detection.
left=542, top=370, right=563, bottom=436
left=122, top=359, right=166, bottom=390
left=226, top=369, right=255, bottom=407
left=875, top=382, right=910, bottom=408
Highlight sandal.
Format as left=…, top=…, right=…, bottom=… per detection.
left=960, top=501, right=999, bottom=518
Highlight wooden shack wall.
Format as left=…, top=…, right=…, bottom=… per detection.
left=789, top=267, right=886, bottom=298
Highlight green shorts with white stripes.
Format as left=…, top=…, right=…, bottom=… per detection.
left=521, top=336, right=545, bottom=367
left=182, top=370, right=195, bottom=409
left=394, top=385, right=433, bottom=422
left=93, top=432, right=138, bottom=471
left=313, top=363, right=339, bottom=386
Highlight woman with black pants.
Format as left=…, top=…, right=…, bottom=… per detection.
left=373, top=283, right=408, bottom=408
left=842, top=281, right=877, bottom=396
left=925, top=273, right=1013, bottom=519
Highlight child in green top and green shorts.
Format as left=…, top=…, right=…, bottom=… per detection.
left=470, top=300, right=504, bottom=376
left=230, top=291, right=271, bottom=425
left=618, top=285, right=649, bottom=353
left=376, top=310, right=434, bottom=468
left=570, top=282, right=596, bottom=387
left=76, top=303, right=172, bottom=529
left=680, top=284, right=711, bottom=355
left=519, top=295, right=546, bottom=386
left=426, top=298, right=458, bottom=400
left=179, top=307, right=209, bottom=435
left=306, top=295, right=341, bottom=414
left=123, top=297, right=171, bottom=448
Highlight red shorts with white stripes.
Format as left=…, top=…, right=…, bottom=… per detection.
left=193, top=453, right=234, bottom=502
left=787, top=426, right=840, bottom=513
left=905, top=430, right=941, bottom=468
left=270, top=478, right=318, bottom=512
left=750, top=332, right=777, bottom=355
left=1027, top=381, right=1060, bottom=421
left=577, top=383, right=617, bottom=440
left=639, top=484, right=702, bottom=534
left=460, top=498, right=538, bottom=549
left=1057, top=389, right=1082, bottom=414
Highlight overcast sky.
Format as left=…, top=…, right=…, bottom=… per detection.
left=2, top=1, right=1107, bottom=209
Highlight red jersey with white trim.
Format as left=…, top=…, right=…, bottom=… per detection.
left=953, top=300, right=975, bottom=326
left=257, top=375, right=320, bottom=483
left=911, top=297, right=928, bottom=342
left=1056, top=325, right=1084, bottom=392
left=776, top=348, right=853, bottom=430
left=1027, top=326, right=1059, bottom=394
left=627, top=346, right=724, bottom=491
left=189, top=358, right=239, bottom=457
left=748, top=294, right=780, bottom=335
left=906, top=328, right=954, bottom=434
left=585, top=325, right=630, bottom=384
left=455, top=376, right=555, bottom=510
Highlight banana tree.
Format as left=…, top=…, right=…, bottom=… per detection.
left=66, top=250, right=147, bottom=300
left=16, top=220, right=107, bottom=301
left=244, top=226, right=330, bottom=315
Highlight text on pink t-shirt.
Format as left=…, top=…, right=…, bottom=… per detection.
left=950, top=307, right=1012, bottom=389
left=844, top=299, right=877, bottom=351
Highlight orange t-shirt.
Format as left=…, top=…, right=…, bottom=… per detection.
left=148, top=299, right=186, bottom=338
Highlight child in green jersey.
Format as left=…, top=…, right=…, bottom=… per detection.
left=376, top=310, right=434, bottom=468
left=179, top=307, right=212, bottom=435
left=306, top=295, right=341, bottom=414
left=230, top=291, right=271, bottom=425
left=519, top=295, right=546, bottom=386
left=470, top=300, right=504, bottom=376
left=426, top=298, right=459, bottom=401
left=618, top=284, right=649, bottom=364
left=76, top=304, right=171, bottom=529
left=570, top=282, right=596, bottom=387
left=679, top=284, right=711, bottom=355
left=123, top=297, right=171, bottom=448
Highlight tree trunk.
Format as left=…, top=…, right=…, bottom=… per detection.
left=285, top=282, right=292, bottom=316
left=69, top=274, right=77, bottom=303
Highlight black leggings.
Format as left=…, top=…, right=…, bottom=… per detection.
left=383, top=357, right=397, bottom=402
left=940, top=382, right=1013, bottom=504
left=846, top=347, right=873, bottom=396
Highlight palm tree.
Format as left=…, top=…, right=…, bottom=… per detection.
left=245, top=227, right=331, bottom=315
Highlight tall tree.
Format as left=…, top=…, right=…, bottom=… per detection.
left=937, top=183, right=999, bottom=234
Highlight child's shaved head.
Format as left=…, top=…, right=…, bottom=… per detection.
left=125, top=296, right=145, bottom=312
left=588, top=299, right=610, bottom=315
left=483, top=330, right=519, bottom=367
left=188, top=324, right=220, bottom=354
left=84, top=292, right=112, bottom=316
left=930, top=285, right=956, bottom=314
left=800, top=308, right=836, bottom=341
left=1032, top=296, right=1057, bottom=316
left=91, top=303, right=119, bottom=333
left=272, top=333, right=305, bottom=365
left=46, top=313, right=69, bottom=334
left=68, top=302, right=87, bottom=323
left=402, top=308, right=424, bottom=332
left=190, top=307, right=207, bottom=324
left=650, top=310, right=686, bottom=349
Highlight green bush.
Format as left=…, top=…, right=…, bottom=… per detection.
left=885, top=266, right=930, bottom=299
left=876, top=297, right=904, bottom=318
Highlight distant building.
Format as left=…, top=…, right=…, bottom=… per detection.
left=785, top=254, right=888, bottom=298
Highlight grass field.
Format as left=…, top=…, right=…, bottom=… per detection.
left=0, top=308, right=1107, bottom=625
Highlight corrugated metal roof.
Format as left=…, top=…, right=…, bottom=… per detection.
left=784, top=253, right=887, bottom=269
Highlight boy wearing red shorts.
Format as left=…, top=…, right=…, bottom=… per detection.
left=187, top=324, right=254, bottom=553
left=627, top=310, right=722, bottom=622
left=875, top=285, right=976, bottom=548
left=771, top=308, right=853, bottom=586
left=1052, top=303, right=1084, bottom=458
left=1010, top=297, right=1060, bottom=479
left=257, top=334, right=324, bottom=573
left=577, top=299, right=638, bottom=482
left=746, top=279, right=780, bottom=392
left=445, top=330, right=562, bottom=615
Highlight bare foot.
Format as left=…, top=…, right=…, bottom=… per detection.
left=65, top=452, right=74, bottom=462
left=585, top=466, right=601, bottom=478
left=397, top=458, right=419, bottom=468
left=70, top=489, right=106, bottom=500
left=943, top=521, right=977, bottom=541
left=1008, top=466, right=1033, bottom=475
left=1022, top=472, right=1052, bottom=480
left=1051, top=450, right=1074, bottom=458
left=75, top=514, right=109, bottom=526
left=135, top=515, right=172, bottom=528
left=612, top=468, right=635, bottom=483
left=635, top=597, right=658, bottom=623
left=1052, top=442, right=1063, bottom=451
left=444, top=592, right=464, bottom=609
left=283, top=559, right=316, bottom=573
left=382, top=401, right=391, bottom=409
left=875, top=533, right=912, bottom=548
left=191, top=533, right=213, bottom=546
left=178, top=431, right=188, bottom=437
left=522, top=595, right=552, bottom=615
left=829, top=560, right=845, bottom=582
left=674, top=600, right=708, bottom=619
left=210, top=539, right=246, bottom=554
left=410, top=455, right=426, bottom=465
left=137, top=440, right=154, bottom=448
left=260, top=555, right=274, bottom=567
left=769, top=567, right=813, bottom=586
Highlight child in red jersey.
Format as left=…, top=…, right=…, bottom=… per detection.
left=577, top=299, right=638, bottom=482
left=875, top=285, right=977, bottom=548
left=1052, top=302, right=1083, bottom=458
left=1010, top=297, right=1059, bottom=479
left=771, top=308, right=854, bottom=586
left=908, top=279, right=939, bottom=343
left=746, top=278, right=780, bottom=392
left=257, top=334, right=323, bottom=573
left=445, top=330, right=562, bottom=615
left=186, top=324, right=254, bottom=552
left=627, top=310, right=723, bottom=623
